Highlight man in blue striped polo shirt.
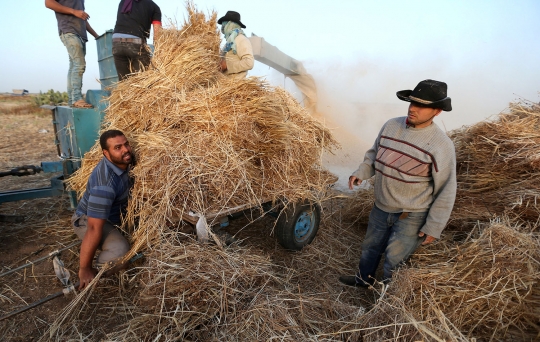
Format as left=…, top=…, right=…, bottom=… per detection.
left=71, top=130, right=134, bottom=290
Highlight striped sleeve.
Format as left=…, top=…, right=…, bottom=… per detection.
left=86, top=185, right=116, bottom=220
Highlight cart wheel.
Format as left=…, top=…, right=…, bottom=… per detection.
left=276, top=200, right=321, bottom=251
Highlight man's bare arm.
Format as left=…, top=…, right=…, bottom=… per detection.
left=78, top=217, right=105, bottom=289
left=86, top=21, right=99, bottom=39
left=152, top=23, right=162, bottom=41
left=45, top=0, right=90, bottom=20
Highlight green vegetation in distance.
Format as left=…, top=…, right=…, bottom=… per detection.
left=34, top=89, right=69, bottom=106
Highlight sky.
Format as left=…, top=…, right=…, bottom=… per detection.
left=1, top=0, right=540, bottom=187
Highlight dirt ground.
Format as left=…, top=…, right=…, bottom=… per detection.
left=0, top=97, right=375, bottom=340
left=0, top=96, right=78, bottom=339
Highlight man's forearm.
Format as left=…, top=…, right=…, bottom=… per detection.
left=86, top=21, right=99, bottom=39
left=152, top=23, right=162, bottom=42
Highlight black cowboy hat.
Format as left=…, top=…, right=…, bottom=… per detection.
left=396, top=79, right=452, bottom=111
left=217, top=11, right=246, bottom=28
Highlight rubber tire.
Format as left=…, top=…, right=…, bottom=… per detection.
left=275, top=200, right=321, bottom=251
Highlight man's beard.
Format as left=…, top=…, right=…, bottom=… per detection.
left=110, top=151, right=133, bottom=166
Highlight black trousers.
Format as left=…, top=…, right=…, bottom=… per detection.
left=112, top=41, right=151, bottom=81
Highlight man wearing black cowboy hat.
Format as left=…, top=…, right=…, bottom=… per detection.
left=217, top=11, right=254, bottom=79
left=339, top=79, right=457, bottom=288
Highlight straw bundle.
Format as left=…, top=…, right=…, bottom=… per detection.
left=359, top=222, right=540, bottom=341
left=450, top=101, right=540, bottom=225
left=68, top=4, right=337, bottom=252
left=99, top=238, right=364, bottom=341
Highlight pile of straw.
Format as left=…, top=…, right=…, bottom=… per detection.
left=68, top=4, right=337, bottom=251
left=103, top=239, right=365, bottom=341
left=358, top=222, right=540, bottom=341
left=43, top=203, right=371, bottom=341
left=450, top=101, right=540, bottom=225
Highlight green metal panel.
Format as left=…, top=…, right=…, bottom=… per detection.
left=41, top=161, right=63, bottom=173
left=54, top=106, right=104, bottom=158
left=86, top=89, right=110, bottom=112
left=72, top=108, right=105, bottom=157
left=0, top=175, right=65, bottom=204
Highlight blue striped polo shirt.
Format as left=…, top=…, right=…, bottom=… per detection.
left=75, top=157, right=132, bottom=225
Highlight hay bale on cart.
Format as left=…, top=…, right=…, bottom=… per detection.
left=68, top=5, right=338, bottom=252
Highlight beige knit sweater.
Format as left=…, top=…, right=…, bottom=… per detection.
left=223, top=34, right=254, bottom=80
left=352, top=117, right=457, bottom=238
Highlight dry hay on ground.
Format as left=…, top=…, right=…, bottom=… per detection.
left=0, top=95, right=39, bottom=116
left=68, top=4, right=337, bottom=256
left=359, top=222, right=540, bottom=341
left=339, top=182, right=374, bottom=227
left=0, top=107, right=58, bottom=191
left=41, top=199, right=371, bottom=342
left=450, top=101, right=540, bottom=226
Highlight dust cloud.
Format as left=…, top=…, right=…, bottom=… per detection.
left=251, top=50, right=538, bottom=190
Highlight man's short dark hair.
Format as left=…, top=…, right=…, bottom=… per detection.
left=100, top=130, right=125, bottom=150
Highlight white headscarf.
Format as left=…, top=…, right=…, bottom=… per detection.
left=221, top=21, right=245, bottom=55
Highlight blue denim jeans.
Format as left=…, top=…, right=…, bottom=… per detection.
left=356, top=205, right=427, bottom=284
left=60, top=33, right=86, bottom=105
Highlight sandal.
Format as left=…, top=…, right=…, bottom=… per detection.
left=72, top=99, right=93, bottom=108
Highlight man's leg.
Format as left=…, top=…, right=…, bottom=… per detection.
left=60, top=34, right=74, bottom=105
left=96, top=224, right=130, bottom=265
left=113, top=42, right=151, bottom=80
left=357, top=205, right=401, bottom=284
left=112, top=41, right=131, bottom=81
left=72, top=214, right=130, bottom=266
left=383, top=211, right=427, bottom=281
left=60, top=33, right=86, bottom=103
left=130, top=43, right=151, bottom=73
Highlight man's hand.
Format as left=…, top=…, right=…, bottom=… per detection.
left=220, top=59, right=227, bottom=72
left=348, top=176, right=361, bottom=190
left=73, top=9, right=90, bottom=20
left=418, top=231, right=436, bottom=245
left=78, top=267, right=98, bottom=290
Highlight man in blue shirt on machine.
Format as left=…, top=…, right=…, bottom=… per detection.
left=71, top=130, right=134, bottom=290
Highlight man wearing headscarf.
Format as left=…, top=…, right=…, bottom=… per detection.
left=218, top=11, right=254, bottom=79
left=112, top=0, right=162, bottom=80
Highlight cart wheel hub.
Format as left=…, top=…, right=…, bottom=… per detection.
left=294, top=211, right=314, bottom=241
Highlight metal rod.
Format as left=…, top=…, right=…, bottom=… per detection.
left=0, top=282, right=80, bottom=322
left=0, top=241, right=81, bottom=278
left=0, top=252, right=143, bottom=321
